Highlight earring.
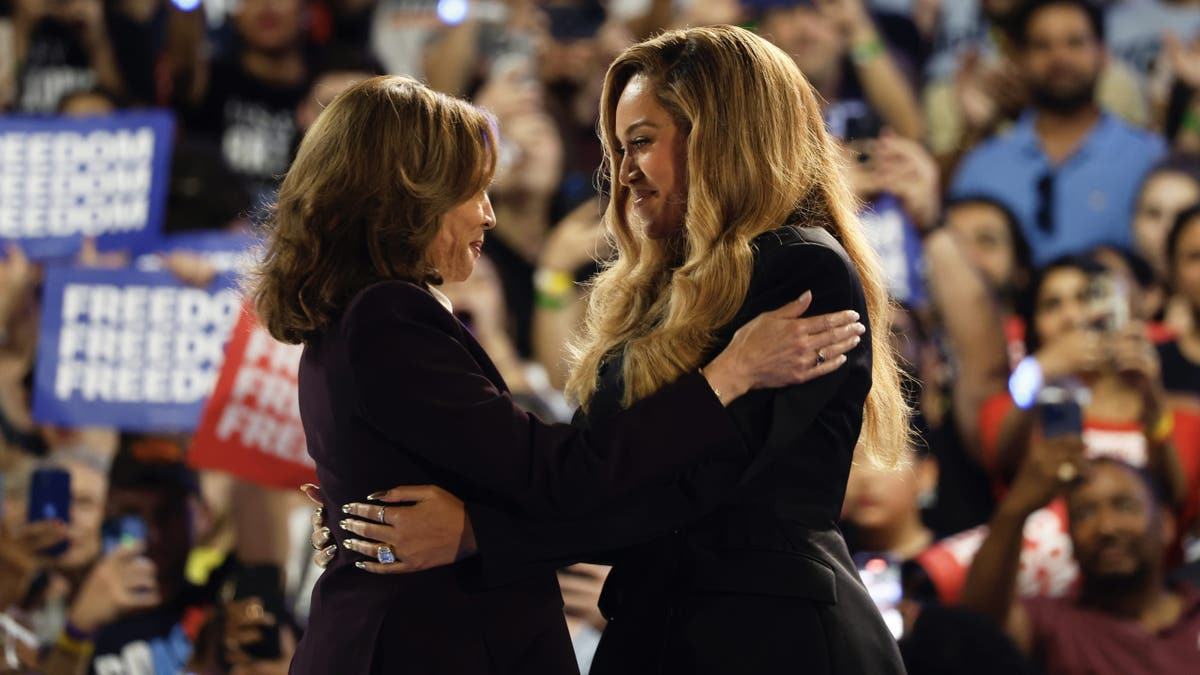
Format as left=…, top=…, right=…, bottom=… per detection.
left=917, top=488, right=938, bottom=510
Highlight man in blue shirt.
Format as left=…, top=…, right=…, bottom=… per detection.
left=950, top=0, right=1166, bottom=267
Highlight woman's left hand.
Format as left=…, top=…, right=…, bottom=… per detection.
left=339, top=486, right=477, bottom=574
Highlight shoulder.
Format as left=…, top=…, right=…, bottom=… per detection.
left=1099, top=113, right=1166, bottom=153
left=751, top=225, right=858, bottom=286
left=343, top=280, right=457, bottom=338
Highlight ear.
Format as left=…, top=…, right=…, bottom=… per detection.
left=1158, top=506, right=1177, bottom=551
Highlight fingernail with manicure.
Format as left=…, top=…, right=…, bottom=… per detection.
left=366, top=491, right=387, bottom=501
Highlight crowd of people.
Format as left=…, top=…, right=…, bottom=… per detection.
left=2, top=0, right=1200, bottom=673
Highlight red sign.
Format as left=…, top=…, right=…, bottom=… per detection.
left=189, top=305, right=316, bottom=489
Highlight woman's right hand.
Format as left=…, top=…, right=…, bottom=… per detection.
left=301, top=484, right=336, bottom=569
left=701, top=291, right=865, bottom=405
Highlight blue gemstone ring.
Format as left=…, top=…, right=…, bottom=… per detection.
left=377, top=545, right=397, bottom=565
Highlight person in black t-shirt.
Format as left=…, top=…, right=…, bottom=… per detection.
left=11, top=0, right=125, bottom=113
left=1158, top=204, right=1200, bottom=399
left=179, top=0, right=314, bottom=205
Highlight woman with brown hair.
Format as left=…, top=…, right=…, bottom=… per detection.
left=252, top=74, right=865, bottom=674
left=327, top=26, right=909, bottom=673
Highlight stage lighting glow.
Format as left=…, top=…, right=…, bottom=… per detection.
left=1008, top=356, right=1044, bottom=410
left=438, top=0, right=469, bottom=25
left=172, top=0, right=202, bottom=10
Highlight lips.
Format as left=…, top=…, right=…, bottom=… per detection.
left=632, top=190, right=657, bottom=205
left=469, top=241, right=483, bottom=256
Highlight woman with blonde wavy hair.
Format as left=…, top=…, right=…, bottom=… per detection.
left=262, top=73, right=865, bottom=673
left=329, top=26, right=908, bottom=674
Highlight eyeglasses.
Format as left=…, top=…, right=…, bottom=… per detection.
left=1036, top=172, right=1055, bottom=235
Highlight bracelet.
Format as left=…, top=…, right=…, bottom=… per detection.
left=534, top=291, right=567, bottom=310
left=63, top=620, right=94, bottom=643
left=534, top=268, right=574, bottom=310
left=1183, top=108, right=1200, bottom=135
left=1149, top=411, right=1174, bottom=445
left=54, top=630, right=94, bottom=659
left=851, top=36, right=886, bottom=65
left=698, top=367, right=724, bottom=405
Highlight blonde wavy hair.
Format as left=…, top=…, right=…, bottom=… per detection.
left=249, top=76, right=497, bottom=345
left=565, top=26, right=908, bottom=468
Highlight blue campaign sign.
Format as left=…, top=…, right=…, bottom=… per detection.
left=859, top=193, right=928, bottom=307
left=32, top=266, right=242, bottom=432
left=133, top=229, right=260, bottom=276
left=0, top=111, right=175, bottom=259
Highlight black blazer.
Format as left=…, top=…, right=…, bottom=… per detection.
left=288, top=279, right=748, bottom=675
left=470, top=225, right=906, bottom=675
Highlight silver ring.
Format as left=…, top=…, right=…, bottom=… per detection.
left=377, top=505, right=387, bottom=524
left=376, top=545, right=397, bottom=565
left=816, top=349, right=826, bottom=366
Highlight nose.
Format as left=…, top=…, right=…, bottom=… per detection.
left=481, top=193, right=496, bottom=230
left=618, top=152, right=639, bottom=188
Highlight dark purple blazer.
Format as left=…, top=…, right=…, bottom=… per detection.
left=288, top=280, right=747, bottom=675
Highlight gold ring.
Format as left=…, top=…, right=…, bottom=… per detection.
left=1056, top=461, right=1078, bottom=483
left=377, top=505, right=387, bottom=524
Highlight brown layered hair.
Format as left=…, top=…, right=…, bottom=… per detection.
left=565, top=26, right=909, bottom=468
left=248, top=76, right=497, bottom=344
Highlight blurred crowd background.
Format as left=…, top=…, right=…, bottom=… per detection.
left=3, top=0, right=1200, bottom=673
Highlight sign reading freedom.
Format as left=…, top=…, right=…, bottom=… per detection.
left=32, top=267, right=240, bottom=431
left=190, top=306, right=316, bottom=489
left=0, top=111, right=175, bottom=259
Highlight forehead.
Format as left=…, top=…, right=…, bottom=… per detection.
left=1027, top=6, right=1094, bottom=39
left=615, top=76, right=668, bottom=127
left=1068, top=462, right=1150, bottom=506
left=1040, top=267, right=1089, bottom=297
left=946, top=203, right=1009, bottom=232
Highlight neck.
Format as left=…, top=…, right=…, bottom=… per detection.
left=856, top=513, right=933, bottom=561
left=1034, top=104, right=1100, bottom=140
left=493, top=195, right=552, bottom=264
left=1078, top=572, right=1173, bottom=625
left=240, top=47, right=306, bottom=87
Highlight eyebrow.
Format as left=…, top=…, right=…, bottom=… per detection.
left=623, top=120, right=659, bottom=137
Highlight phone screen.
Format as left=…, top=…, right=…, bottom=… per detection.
left=856, top=554, right=904, bottom=639
left=101, top=514, right=147, bottom=554
left=27, top=468, right=71, bottom=556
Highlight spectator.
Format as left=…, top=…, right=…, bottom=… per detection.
left=924, top=0, right=1148, bottom=173
left=943, top=197, right=1035, bottom=315
left=1158, top=203, right=1200, bottom=399
left=75, top=440, right=214, bottom=674
left=11, top=0, right=125, bottom=113
left=485, top=108, right=566, bottom=357
left=986, top=256, right=1184, bottom=499
left=179, top=0, right=315, bottom=204
left=843, top=440, right=938, bottom=561
left=1107, top=0, right=1200, bottom=82
left=1132, top=153, right=1200, bottom=284
left=755, top=0, right=925, bottom=140
left=951, top=0, right=1167, bottom=267
left=962, top=446, right=1199, bottom=675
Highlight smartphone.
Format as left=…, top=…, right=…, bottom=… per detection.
left=232, top=565, right=284, bottom=661
left=27, top=468, right=71, bottom=556
left=1037, top=385, right=1084, bottom=438
left=101, top=514, right=147, bottom=554
left=855, top=553, right=904, bottom=639
left=1087, top=273, right=1129, bottom=334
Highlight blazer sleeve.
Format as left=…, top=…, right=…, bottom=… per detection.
left=343, top=281, right=747, bottom=519
left=465, top=240, right=866, bottom=584
left=734, top=240, right=861, bottom=489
